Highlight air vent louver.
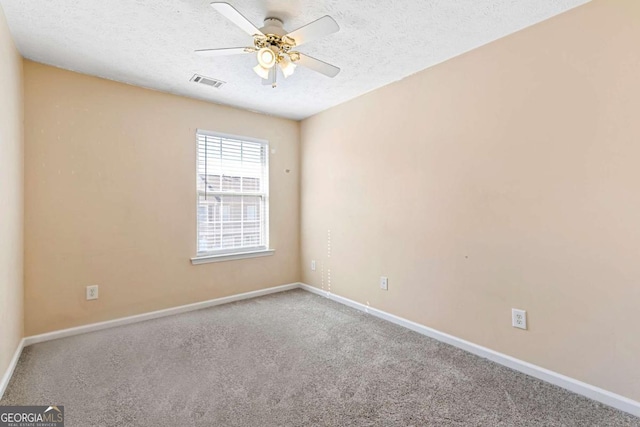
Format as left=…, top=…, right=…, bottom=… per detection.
left=190, top=74, right=225, bottom=88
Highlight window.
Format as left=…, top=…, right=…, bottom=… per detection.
left=195, top=130, right=269, bottom=259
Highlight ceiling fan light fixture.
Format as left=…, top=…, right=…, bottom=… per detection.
left=257, top=47, right=276, bottom=69
left=279, top=56, right=297, bottom=78
left=253, top=64, right=270, bottom=79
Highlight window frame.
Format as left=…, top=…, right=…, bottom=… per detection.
left=191, top=129, right=272, bottom=264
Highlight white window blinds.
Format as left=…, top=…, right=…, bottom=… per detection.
left=196, top=130, right=269, bottom=256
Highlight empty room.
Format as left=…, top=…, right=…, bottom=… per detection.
left=1, top=0, right=639, bottom=425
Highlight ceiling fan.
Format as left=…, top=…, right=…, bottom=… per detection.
left=196, top=2, right=340, bottom=88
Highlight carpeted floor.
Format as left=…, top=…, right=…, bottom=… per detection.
left=2, top=289, right=638, bottom=426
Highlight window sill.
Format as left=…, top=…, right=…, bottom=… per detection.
left=191, top=249, right=275, bottom=265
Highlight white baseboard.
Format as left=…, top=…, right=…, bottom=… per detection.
left=299, top=283, right=640, bottom=418
left=0, top=338, right=25, bottom=400
left=6, top=281, right=639, bottom=418
left=23, top=282, right=300, bottom=347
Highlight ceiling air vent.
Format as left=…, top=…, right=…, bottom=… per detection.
left=190, top=74, right=225, bottom=89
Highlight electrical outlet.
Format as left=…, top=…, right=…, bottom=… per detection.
left=311, top=260, right=316, bottom=271
left=380, top=276, right=388, bottom=291
left=512, top=308, right=527, bottom=330
left=86, top=285, right=99, bottom=300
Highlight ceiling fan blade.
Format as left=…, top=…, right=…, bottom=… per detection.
left=195, top=47, right=255, bottom=57
left=210, top=2, right=263, bottom=36
left=296, top=53, right=340, bottom=78
left=286, top=16, right=339, bottom=47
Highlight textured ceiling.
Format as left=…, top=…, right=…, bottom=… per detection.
left=0, top=0, right=589, bottom=120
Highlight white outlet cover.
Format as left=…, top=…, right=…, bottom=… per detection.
left=512, top=308, right=527, bottom=330
left=311, top=260, right=316, bottom=271
left=86, top=285, right=99, bottom=300
left=380, top=276, right=388, bottom=291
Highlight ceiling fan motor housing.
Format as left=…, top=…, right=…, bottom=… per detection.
left=253, top=18, right=297, bottom=64
left=260, top=18, right=286, bottom=36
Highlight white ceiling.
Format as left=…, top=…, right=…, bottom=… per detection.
left=1, top=0, right=589, bottom=120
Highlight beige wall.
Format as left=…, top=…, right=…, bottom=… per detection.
left=24, top=61, right=300, bottom=335
left=301, top=0, right=640, bottom=401
left=0, top=6, right=24, bottom=376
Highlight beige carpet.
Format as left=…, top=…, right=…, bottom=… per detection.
left=2, top=289, right=638, bottom=426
